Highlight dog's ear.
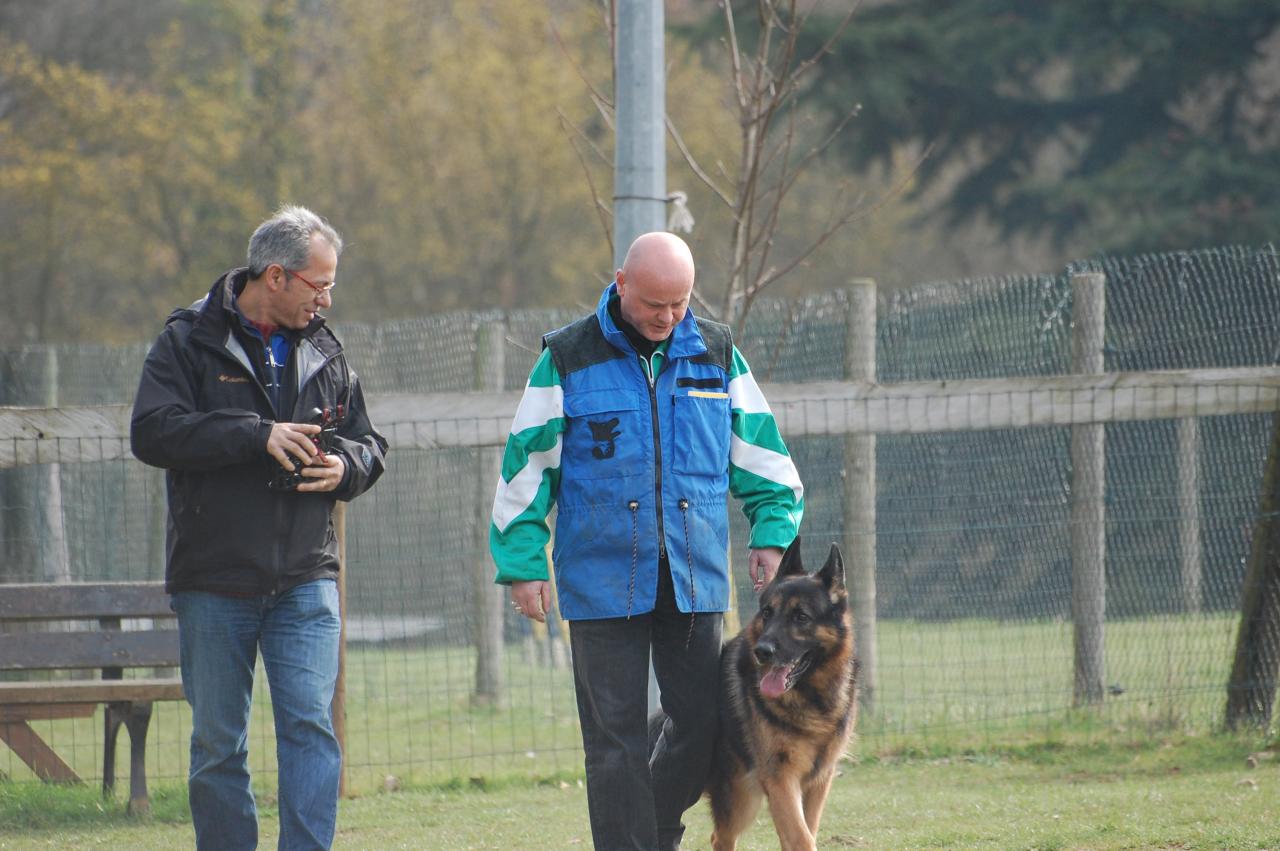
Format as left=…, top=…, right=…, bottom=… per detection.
left=818, top=543, right=845, bottom=595
left=776, top=536, right=805, bottom=579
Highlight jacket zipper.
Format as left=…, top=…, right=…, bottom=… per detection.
left=196, top=333, right=283, bottom=594
left=275, top=346, right=341, bottom=595
left=642, top=353, right=665, bottom=558
left=271, top=341, right=292, bottom=595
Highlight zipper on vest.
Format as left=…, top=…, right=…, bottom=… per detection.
left=627, top=500, right=640, bottom=618
left=679, top=498, right=696, bottom=649
left=642, top=355, right=666, bottom=558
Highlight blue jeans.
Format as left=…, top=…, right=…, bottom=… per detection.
left=172, top=580, right=342, bottom=851
left=568, top=559, right=722, bottom=851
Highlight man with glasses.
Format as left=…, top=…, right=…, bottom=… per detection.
left=131, top=205, right=387, bottom=850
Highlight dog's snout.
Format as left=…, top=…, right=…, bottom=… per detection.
left=753, top=641, right=775, bottom=665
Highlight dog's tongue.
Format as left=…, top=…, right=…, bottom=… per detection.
left=759, top=664, right=792, bottom=699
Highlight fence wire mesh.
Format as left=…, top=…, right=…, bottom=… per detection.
left=1, top=243, right=1278, bottom=793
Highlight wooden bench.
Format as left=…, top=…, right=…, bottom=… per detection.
left=0, top=581, right=184, bottom=814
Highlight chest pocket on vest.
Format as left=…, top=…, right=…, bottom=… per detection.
left=563, top=389, right=646, bottom=480
left=673, top=392, right=731, bottom=477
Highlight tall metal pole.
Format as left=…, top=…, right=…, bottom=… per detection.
left=615, top=0, right=667, bottom=713
left=613, top=0, right=666, bottom=270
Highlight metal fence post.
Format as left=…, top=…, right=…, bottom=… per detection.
left=333, top=501, right=349, bottom=796
left=845, top=280, right=878, bottom=713
left=1177, top=417, right=1203, bottom=613
left=1070, top=272, right=1106, bottom=706
left=33, top=345, right=71, bottom=583
left=472, top=319, right=507, bottom=706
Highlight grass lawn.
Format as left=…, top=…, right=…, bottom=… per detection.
left=2, top=734, right=1277, bottom=849
left=0, top=614, right=1243, bottom=795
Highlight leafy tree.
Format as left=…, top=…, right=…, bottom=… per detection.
left=809, top=0, right=1280, bottom=253
left=306, top=0, right=619, bottom=317
left=0, top=3, right=292, bottom=341
left=0, top=0, right=863, bottom=341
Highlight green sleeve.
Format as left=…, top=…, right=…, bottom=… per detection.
left=726, top=346, right=804, bottom=549
left=489, top=349, right=566, bottom=584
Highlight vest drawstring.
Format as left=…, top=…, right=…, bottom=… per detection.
left=679, top=498, right=695, bottom=650
left=626, top=500, right=639, bottom=619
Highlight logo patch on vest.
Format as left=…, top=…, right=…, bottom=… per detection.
left=218, top=374, right=250, bottom=383
left=588, top=418, right=622, bottom=460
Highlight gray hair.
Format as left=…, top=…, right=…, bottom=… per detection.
left=246, top=205, right=343, bottom=276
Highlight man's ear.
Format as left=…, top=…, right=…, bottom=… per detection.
left=614, top=269, right=625, bottom=295
left=267, top=264, right=287, bottom=291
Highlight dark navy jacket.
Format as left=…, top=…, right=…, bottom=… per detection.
left=130, top=269, right=387, bottom=596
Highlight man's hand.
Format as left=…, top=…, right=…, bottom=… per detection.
left=749, top=546, right=784, bottom=593
left=267, top=421, right=322, bottom=471
left=511, top=580, right=551, bottom=623
left=296, top=452, right=346, bottom=493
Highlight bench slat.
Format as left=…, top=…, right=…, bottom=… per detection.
left=0, top=582, right=171, bottom=620
left=0, top=630, right=180, bottom=671
left=0, top=678, right=184, bottom=705
left=0, top=703, right=98, bottom=721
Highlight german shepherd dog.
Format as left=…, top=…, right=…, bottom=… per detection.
left=705, top=539, right=857, bottom=851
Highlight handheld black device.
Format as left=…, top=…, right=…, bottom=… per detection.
left=267, top=405, right=344, bottom=491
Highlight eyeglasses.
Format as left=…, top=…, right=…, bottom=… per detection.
left=285, top=268, right=337, bottom=294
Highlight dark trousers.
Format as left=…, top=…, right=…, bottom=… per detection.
left=568, top=558, right=723, bottom=851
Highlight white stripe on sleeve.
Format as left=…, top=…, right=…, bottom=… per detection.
left=492, top=438, right=562, bottom=533
left=728, top=372, right=772, bottom=415
left=730, top=434, right=804, bottom=502
left=510, top=384, right=564, bottom=435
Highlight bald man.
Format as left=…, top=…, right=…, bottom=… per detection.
left=490, top=232, right=804, bottom=850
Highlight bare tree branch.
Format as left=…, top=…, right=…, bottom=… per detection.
left=550, top=21, right=614, bottom=114
left=569, top=0, right=873, bottom=330
left=560, top=102, right=612, bottom=167
left=557, top=107, right=613, bottom=258
left=666, top=115, right=734, bottom=207
left=745, top=141, right=936, bottom=306
left=688, top=282, right=720, bottom=322
left=758, top=101, right=863, bottom=226
left=589, top=91, right=616, bottom=134
left=787, top=3, right=860, bottom=85
left=722, top=1, right=748, bottom=115
left=749, top=105, right=799, bottom=291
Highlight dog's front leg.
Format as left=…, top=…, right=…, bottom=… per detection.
left=802, top=768, right=836, bottom=837
left=709, top=773, right=761, bottom=851
left=763, top=776, right=817, bottom=851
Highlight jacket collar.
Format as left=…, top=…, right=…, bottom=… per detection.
left=594, top=281, right=707, bottom=360
left=186, top=268, right=334, bottom=354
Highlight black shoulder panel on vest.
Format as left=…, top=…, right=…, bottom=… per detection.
left=691, top=317, right=734, bottom=371
left=543, top=315, right=625, bottom=377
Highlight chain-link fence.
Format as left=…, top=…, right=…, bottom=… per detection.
left=1, top=243, right=1277, bottom=793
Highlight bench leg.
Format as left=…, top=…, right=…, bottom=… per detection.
left=125, top=702, right=154, bottom=816
left=103, top=703, right=124, bottom=798
left=0, top=720, right=81, bottom=782
left=104, top=702, right=155, bottom=816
